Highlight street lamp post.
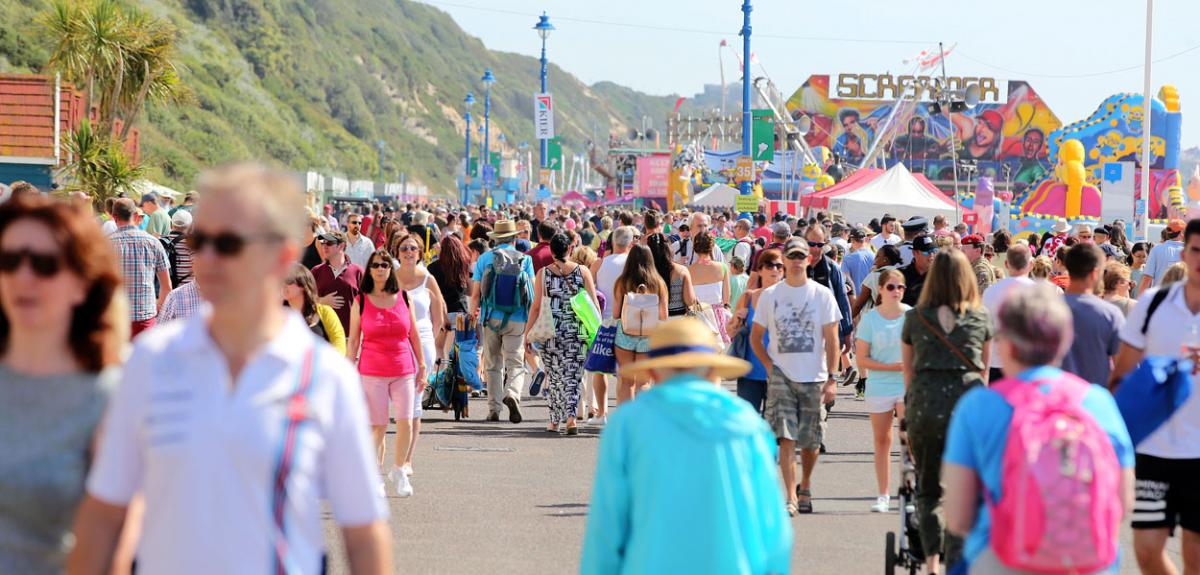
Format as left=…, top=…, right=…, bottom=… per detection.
left=481, top=68, right=496, bottom=207
left=463, top=92, right=475, bottom=206
left=738, top=0, right=753, bottom=217
left=534, top=13, right=554, bottom=195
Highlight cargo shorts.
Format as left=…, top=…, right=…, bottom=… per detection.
left=765, top=366, right=825, bottom=450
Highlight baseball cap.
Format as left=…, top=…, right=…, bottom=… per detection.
left=831, top=222, right=847, bottom=235
left=961, top=234, right=985, bottom=247
left=770, top=222, right=792, bottom=237
left=170, top=210, right=193, bottom=228
left=849, top=227, right=868, bottom=241
left=1094, top=225, right=1112, bottom=237
left=783, top=238, right=808, bottom=257
left=139, top=192, right=158, bottom=205
left=1168, top=219, right=1186, bottom=233
left=318, top=230, right=346, bottom=244
left=912, top=235, right=937, bottom=253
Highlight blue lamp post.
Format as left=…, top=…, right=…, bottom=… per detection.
left=534, top=12, right=555, bottom=185
left=481, top=68, right=496, bottom=203
left=463, top=92, right=475, bottom=205
left=739, top=0, right=753, bottom=218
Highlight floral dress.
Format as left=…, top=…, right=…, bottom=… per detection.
left=542, top=265, right=589, bottom=425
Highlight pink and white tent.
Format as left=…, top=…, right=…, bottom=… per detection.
left=802, top=163, right=972, bottom=225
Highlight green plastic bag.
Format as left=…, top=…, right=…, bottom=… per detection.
left=570, top=290, right=601, bottom=346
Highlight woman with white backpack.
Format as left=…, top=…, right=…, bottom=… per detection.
left=943, top=282, right=1134, bottom=574
left=612, top=244, right=668, bottom=404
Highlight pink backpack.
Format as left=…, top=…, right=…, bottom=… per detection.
left=987, top=373, right=1122, bottom=574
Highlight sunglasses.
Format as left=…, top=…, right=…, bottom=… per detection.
left=920, top=248, right=939, bottom=256
left=348, top=220, right=362, bottom=225
left=0, top=249, right=63, bottom=277
left=807, top=240, right=826, bottom=248
left=762, top=262, right=785, bottom=270
left=785, top=252, right=807, bottom=260
left=397, top=245, right=420, bottom=253
left=189, top=231, right=281, bottom=256
left=884, top=283, right=907, bottom=292
left=369, top=261, right=392, bottom=269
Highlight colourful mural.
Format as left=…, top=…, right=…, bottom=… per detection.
left=784, top=74, right=1063, bottom=187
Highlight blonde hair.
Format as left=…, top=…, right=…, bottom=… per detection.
left=1162, top=261, right=1187, bottom=286
left=1030, top=256, right=1054, bottom=280
left=570, top=245, right=598, bottom=268
left=196, top=163, right=308, bottom=245
left=917, top=249, right=980, bottom=313
left=1103, top=261, right=1131, bottom=294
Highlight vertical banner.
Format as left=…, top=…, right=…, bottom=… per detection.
left=636, top=154, right=672, bottom=198
left=974, top=176, right=994, bottom=235
left=751, top=109, right=775, bottom=161
left=534, top=92, right=554, bottom=140
left=547, top=137, right=563, bottom=171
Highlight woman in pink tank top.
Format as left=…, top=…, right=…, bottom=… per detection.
left=347, top=249, right=426, bottom=498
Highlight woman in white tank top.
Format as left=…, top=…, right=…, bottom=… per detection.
left=688, top=232, right=731, bottom=345
left=396, top=235, right=446, bottom=477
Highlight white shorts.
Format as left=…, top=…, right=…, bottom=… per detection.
left=864, top=394, right=903, bottom=414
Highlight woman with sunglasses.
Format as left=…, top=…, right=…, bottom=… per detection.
left=901, top=249, right=993, bottom=574
left=394, top=235, right=444, bottom=476
left=851, top=244, right=903, bottom=320
left=727, top=248, right=783, bottom=414
left=854, top=268, right=909, bottom=514
left=0, top=195, right=125, bottom=573
left=283, top=263, right=346, bottom=354
left=346, top=249, right=426, bottom=498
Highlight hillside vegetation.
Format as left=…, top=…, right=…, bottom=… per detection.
left=0, top=0, right=689, bottom=195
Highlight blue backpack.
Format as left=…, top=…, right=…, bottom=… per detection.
left=481, top=247, right=532, bottom=330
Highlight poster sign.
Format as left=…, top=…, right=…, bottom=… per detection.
left=751, top=109, right=775, bottom=161
left=547, top=137, right=563, bottom=171
left=735, top=194, right=760, bottom=213
left=534, top=92, right=554, bottom=140
left=735, top=156, right=755, bottom=182
left=962, top=212, right=979, bottom=225
left=974, top=176, right=994, bottom=235
left=539, top=169, right=552, bottom=187
left=636, top=154, right=671, bottom=197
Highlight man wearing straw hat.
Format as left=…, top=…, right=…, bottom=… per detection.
left=471, top=219, right=535, bottom=423
left=580, top=318, right=792, bottom=574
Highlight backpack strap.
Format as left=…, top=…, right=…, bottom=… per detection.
left=270, top=344, right=318, bottom=574
left=1142, top=286, right=1172, bottom=335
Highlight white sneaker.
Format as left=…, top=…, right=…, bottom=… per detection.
left=401, top=463, right=413, bottom=477
left=392, top=468, right=413, bottom=498
left=377, top=481, right=386, bottom=498
left=591, top=415, right=608, bottom=427
left=871, top=495, right=891, bottom=513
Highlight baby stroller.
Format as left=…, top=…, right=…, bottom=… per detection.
left=422, top=316, right=483, bottom=420
left=884, top=419, right=924, bottom=575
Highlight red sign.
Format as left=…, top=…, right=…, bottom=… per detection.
left=962, top=212, right=979, bottom=225
left=768, top=201, right=800, bottom=217
left=636, top=154, right=671, bottom=198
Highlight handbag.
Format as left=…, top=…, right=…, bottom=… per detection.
left=570, top=290, right=601, bottom=346
left=527, top=272, right=555, bottom=343
left=913, top=310, right=983, bottom=373
left=1115, top=356, right=1194, bottom=446
left=727, top=318, right=751, bottom=360
left=584, top=320, right=618, bottom=374
left=687, top=302, right=727, bottom=347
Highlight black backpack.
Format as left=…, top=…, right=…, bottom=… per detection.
left=158, top=235, right=183, bottom=288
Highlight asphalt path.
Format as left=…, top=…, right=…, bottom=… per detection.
left=324, top=384, right=1180, bottom=574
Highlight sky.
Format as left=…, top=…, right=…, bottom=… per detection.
left=420, top=0, right=1200, bottom=149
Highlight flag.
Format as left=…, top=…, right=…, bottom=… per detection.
left=904, top=43, right=957, bottom=71
left=674, top=97, right=687, bottom=115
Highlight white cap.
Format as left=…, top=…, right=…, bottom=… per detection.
left=171, top=210, right=193, bottom=228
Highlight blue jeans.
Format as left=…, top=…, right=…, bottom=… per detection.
left=736, top=378, right=767, bottom=415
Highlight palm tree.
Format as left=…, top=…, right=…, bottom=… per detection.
left=39, top=0, right=190, bottom=140
left=60, top=120, right=145, bottom=208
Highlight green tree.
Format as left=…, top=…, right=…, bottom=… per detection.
left=39, top=0, right=190, bottom=140
left=60, top=120, right=145, bottom=208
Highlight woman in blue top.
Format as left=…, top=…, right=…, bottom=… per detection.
left=943, top=283, right=1135, bottom=573
left=727, top=248, right=782, bottom=414
left=854, top=267, right=910, bottom=513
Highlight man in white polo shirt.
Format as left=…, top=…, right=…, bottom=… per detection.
left=1110, top=218, right=1200, bottom=575
left=70, top=164, right=392, bottom=574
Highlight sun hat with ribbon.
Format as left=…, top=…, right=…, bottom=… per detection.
left=619, top=318, right=750, bottom=380
left=488, top=219, right=521, bottom=239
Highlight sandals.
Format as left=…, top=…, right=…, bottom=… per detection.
left=786, top=501, right=799, bottom=517
left=795, top=488, right=814, bottom=514
left=566, top=426, right=579, bottom=436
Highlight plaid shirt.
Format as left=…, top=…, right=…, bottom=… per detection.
left=110, top=225, right=169, bottom=321
left=159, top=281, right=205, bottom=323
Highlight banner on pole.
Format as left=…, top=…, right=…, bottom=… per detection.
left=534, top=92, right=555, bottom=140
left=547, top=137, right=563, bottom=171
left=635, top=154, right=671, bottom=197
left=735, top=156, right=755, bottom=182
left=751, top=109, right=775, bottom=161
left=974, top=176, right=994, bottom=235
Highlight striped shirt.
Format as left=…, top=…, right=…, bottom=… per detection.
left=159, top=281, right=205, bottom=323
left=110, top=225, right=169, bottom=321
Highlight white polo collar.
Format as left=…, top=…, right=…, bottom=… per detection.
left=173, top=307, right=313, bottom=364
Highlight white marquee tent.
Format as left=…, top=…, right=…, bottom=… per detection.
left=813, top=163, right=969, bottom=225
left=689, top=183, right=739, bottom=207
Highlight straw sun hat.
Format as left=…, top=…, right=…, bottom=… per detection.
left=619, top=318, right=751, bottom=380
left=488, top=219, right=521, bottom=239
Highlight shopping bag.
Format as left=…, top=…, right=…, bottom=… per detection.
left=571, top=290, right=601, bottom=346
left=584, top=321, right=618, bottom=374
left=1114, top=356, right=1193, bottom=446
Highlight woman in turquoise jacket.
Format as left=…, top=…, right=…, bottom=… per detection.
left=580, top=318, right=792, bottom=574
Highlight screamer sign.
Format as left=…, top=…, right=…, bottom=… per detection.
left=534, top=92, right=554, bottom=140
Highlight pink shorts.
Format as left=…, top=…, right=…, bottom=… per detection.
left=360, top=374, right=417, bottom=425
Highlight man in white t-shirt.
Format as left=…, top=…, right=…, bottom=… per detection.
left=980, top=244, right=1035, bottom=381
left=1110, top=218, right=1200, bottom=575
left=751, top=238, right=842, bottom=516
left=731, top=217, right=756, bottom=266
left=870, top=216, right=901, bottom=251
left=586, top=225, right=636, bottom=426
left=71, top=164, right=392, bottom=574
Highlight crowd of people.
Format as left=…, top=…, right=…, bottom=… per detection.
left=2, top=169, right=1199, bottom=575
